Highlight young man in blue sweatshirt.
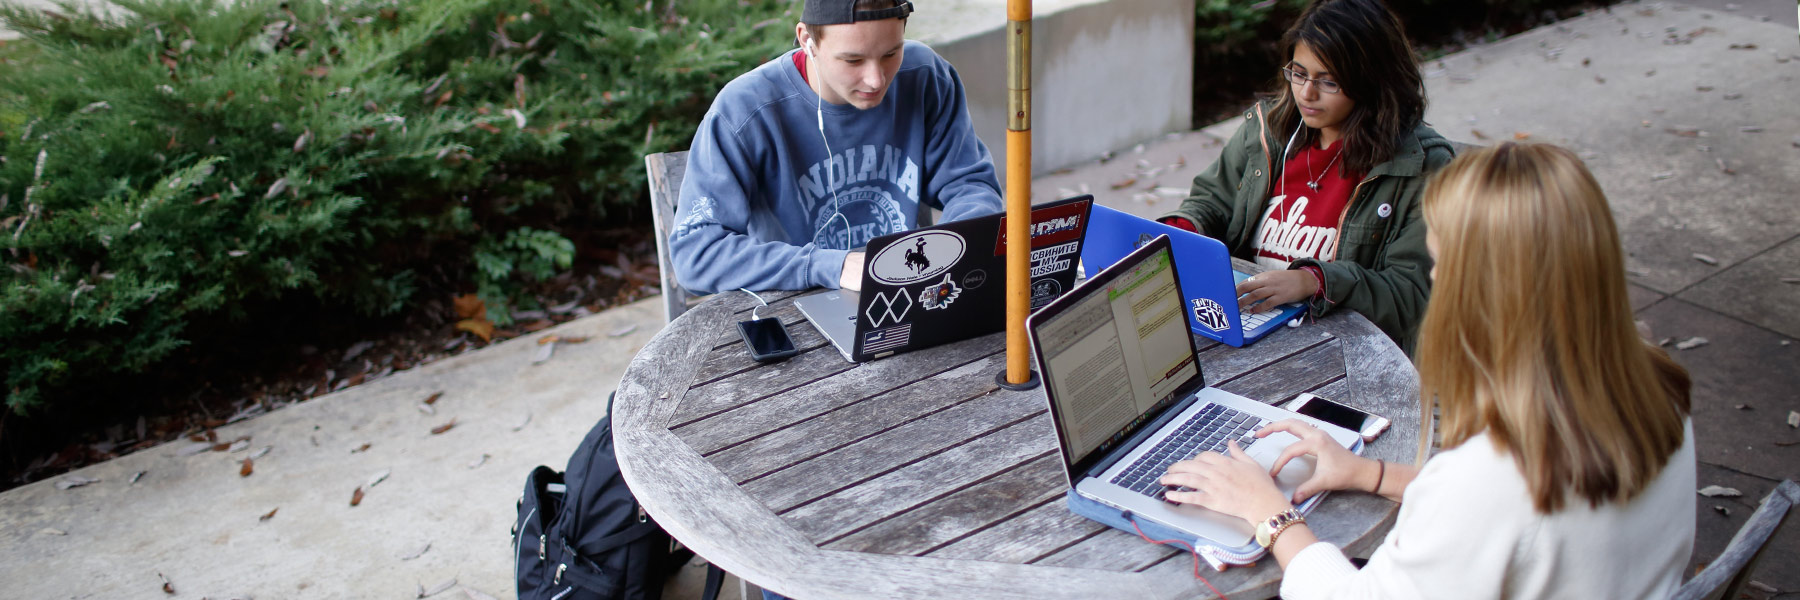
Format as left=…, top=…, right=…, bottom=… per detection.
left=668, top=0, right=1004, bottom=295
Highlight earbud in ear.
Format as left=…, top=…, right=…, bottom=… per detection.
left=805, top=41, right=817, bottom=59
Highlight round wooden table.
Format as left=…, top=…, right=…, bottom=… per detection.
left=613, top=285, right=1420, bottom=599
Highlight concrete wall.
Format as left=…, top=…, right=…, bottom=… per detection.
left=911, top=0, right=1194, bottom=180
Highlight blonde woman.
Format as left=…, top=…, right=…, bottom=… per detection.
left=1160, top=143, right=1696, bottom=599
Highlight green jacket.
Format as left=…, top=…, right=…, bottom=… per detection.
left=1161, top=100, right=1455, bottom=353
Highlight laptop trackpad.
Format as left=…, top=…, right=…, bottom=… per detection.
left=1248, top=436, right=1315, bottom=496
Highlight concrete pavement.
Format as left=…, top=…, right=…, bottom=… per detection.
left=1, top=0, right=1796, bottom=598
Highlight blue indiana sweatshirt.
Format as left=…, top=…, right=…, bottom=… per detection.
left=669, top=40, right=1004, bottom=294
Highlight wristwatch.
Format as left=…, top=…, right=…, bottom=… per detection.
left=1254, top=508, right=1305, bottom=549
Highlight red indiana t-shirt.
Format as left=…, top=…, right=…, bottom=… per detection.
left=1252, top=142, right=1357, bottom=270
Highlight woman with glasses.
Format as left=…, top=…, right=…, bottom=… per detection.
left=1158, top=0, right=1452, bottom=353
left=1160, top=143, right=1696, bottom=599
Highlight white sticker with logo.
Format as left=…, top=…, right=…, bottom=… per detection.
left=1191, top=297, right=1230, bottom=332
left=868, top=230, right=966, bottom=286
left=865, top=287, right=914, bottom=327
left=1029, top=278, right=1063, bottom=309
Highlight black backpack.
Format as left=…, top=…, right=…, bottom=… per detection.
left=513, top=411, right=723, bottom=600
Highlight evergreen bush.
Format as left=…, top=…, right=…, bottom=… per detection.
left=0, top=0, right=792, bottom=413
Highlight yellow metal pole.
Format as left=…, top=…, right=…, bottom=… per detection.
left=1004, top=1, right=1033, bottom=386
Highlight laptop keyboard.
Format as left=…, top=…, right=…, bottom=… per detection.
left=1241, top=305, right=1283, bottom=330
left=1108, top=404, right=1266, bottom=502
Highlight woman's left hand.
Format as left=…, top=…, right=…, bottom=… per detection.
left=1160, top=441, right=1295, bottom=525
left=1235, top=269, right=1315, bottom=313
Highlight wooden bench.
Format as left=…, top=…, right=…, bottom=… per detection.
left=645, top=151, right=701, bottom=324
left=1674, top=479, right=1799, bottom=600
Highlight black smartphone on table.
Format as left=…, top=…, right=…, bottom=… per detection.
left=1287, top=393, right=1390, bottom=443
left=738, top=317, right=798, bottom=363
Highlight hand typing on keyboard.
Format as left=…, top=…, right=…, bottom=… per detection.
left=1235, top=269, right=1316, bottom=313
left=1111, top=405, right=1266, bottom=503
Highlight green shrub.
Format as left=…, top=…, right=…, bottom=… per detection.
left=0, top=0, right=793, bottom=413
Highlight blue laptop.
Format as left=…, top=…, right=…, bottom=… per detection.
left=1081, top=205, right=1305, bottom=347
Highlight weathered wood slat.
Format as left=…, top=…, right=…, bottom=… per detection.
left=675, top=337, right=1002, bottom=457
left=708, top=351, right=1010, bottom=483
left=825, top=452, right=1068, bottom=555
left=1213, top=341, right=1344, bottom=404
left=1031, top=527, right=1180, bottom=572
left=923, top=497, right=1108, bottom=564
left=1197, top=328, right=1331, bottom=387
left=668, top=343, right=859, bottom=428
left=777, top=413, right=1057, bottom=544
left=743, top=385, right=1040, bottom=511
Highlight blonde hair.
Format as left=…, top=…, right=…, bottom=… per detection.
left=1416, top=142, right=1691, bottom=513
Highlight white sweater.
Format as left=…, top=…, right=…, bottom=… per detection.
left=1280, top=423, right=1696, bottom=600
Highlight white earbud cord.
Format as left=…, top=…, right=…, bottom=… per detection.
left=806, top=40, right=849, bottom=247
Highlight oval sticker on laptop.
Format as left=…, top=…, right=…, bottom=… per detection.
left=869, top=230, right=966, bottom=286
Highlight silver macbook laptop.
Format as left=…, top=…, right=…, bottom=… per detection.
left=1027, top=234, right=1361, bottom=548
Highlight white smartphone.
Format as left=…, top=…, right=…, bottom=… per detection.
left=1287, top=393, right=1390, bottom=443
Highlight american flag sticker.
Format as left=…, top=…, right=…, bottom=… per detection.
left=861, top=324, right=912, bottom=354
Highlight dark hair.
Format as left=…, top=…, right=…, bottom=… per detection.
left=803, top=0, right=909, bottom=41
left=1268, top=0, right=1425, bottom=176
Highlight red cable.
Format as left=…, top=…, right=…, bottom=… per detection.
left=1126, top=512, right=1229, bottom=600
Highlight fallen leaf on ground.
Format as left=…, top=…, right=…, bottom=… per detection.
left=606, top=325, right=637, bottom=338
left=461, top=586, right=500, bottom=600
left=418, top=403, right=437, bottom=416
left=1789, top=411, right=1799, bottom=428
left=468, top=454, right=490, bottom=469
left=239, top=458, right=254, bottom=477
left=260, top=508, right=278, bottom=522
left=1728, top=43, right=1757, bottom=50
left=1665, top=127, right=1702, bottom=137
left=1712, top=505, right=1730, bottom=516
left=400, top=541, right=432, bottom=560
left=41, top=527, right=67, bottom=536
left=1692, top=253, right=1718, bottom=265
left=130, top=471, right=146, bottom=484
left=178, top=441, right=214, bottom=456
left=1650, top=171, right=1675, bottom=181
left=1735, top=404, right=1751, bottom=410
left=1675, top=337, right=1709, bottom=350
left=351, top=442, right=372, bottom=453
left=453, top=295, right=485, bottom=319
left=1781, top=278, right=1800, bottom=285
left=1512, top=132, right=1531, bottom=140
left=1738, top=126, right=1763, bottom=133
left=56, top=475, right=100, bottom=490
left=1698, top=485, right=1742, bottom=497
left=424, top=392, right=443, bottom=405
left=456, top=318, right=495, bottom=342
left=1723, top=92, right=1743, bottom=100
left=421, top=579, right=457, bottom=598
left=249, top=446, right=272, bottom=459
left=1715, top=158, right=1735, bottom=175
left=537, top=335, right=561, bottom=345
left=1109, top=177, right=1137, bottom=190
left=560, top=336, right=590, bottom=344
left=159, top=572, right=175, bottom=594
left=351, top=486, right=365, bottom=506
left=532, top=342, right=556, bottom=364
left=367, top=469, right=391, bottom=488
left=1747, top=581, right=1778, bottom=593
left=512, top=413, right=532, bottom=432
left=431, top=418, right=457, bottom=435
left=227, top=439, right=250, bottom=453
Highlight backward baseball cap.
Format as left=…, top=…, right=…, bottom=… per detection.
left=801, top=0, right=914, bottom=25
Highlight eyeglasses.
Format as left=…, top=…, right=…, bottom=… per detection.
left=1281, top=66, right=1342, bottom=95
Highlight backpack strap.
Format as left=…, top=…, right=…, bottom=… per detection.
left=550, top=519, right=661, bottom=595
left=701, top=564, right=726, bottom=600
left=571, top=518, right=662, bottom=557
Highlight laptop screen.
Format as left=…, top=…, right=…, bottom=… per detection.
left=1031, top=236, right=1203, bottom=473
